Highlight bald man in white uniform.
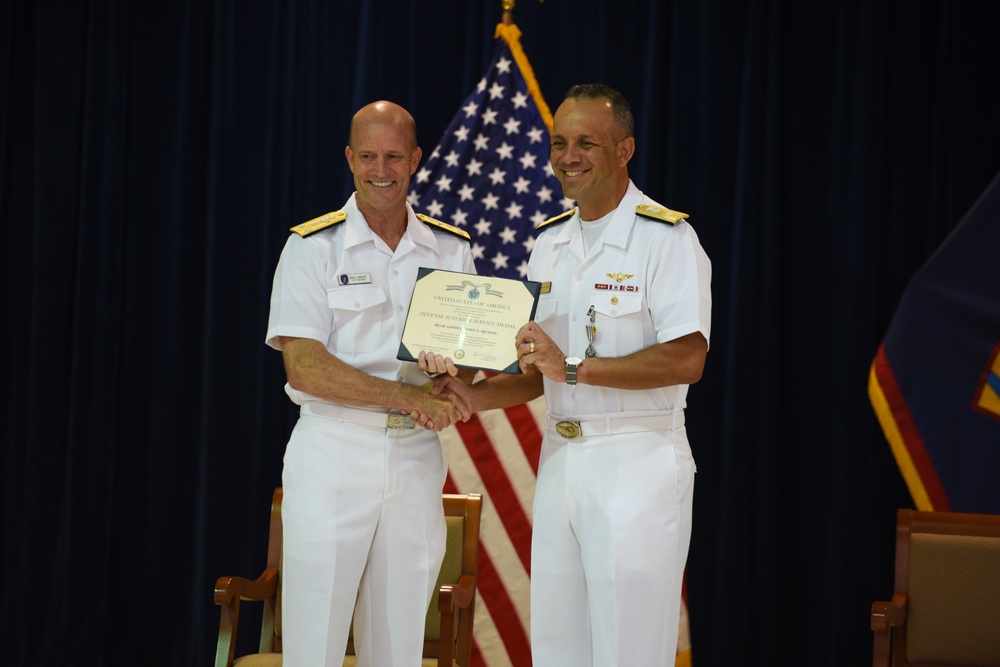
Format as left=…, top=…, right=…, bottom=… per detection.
left=266, top=101, right=475, bottom=667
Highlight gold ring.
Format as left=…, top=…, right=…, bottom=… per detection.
left=529, top=341, right=535, bottom=353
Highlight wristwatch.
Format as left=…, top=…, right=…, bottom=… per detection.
left=565, top=356, right=584, bottom=385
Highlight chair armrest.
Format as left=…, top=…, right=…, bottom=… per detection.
left=438, top=574, right=476, bottom=611
left=436, top=574, right=476, bottom=667
left=214, top=567, right=279, bottom=606
left=870, top=592, right=907, bottom=631
left=871, top=593, right=907, bottom=667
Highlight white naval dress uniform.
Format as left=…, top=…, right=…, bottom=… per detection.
left=527, top=181, right=712, bottom=667
left=265, top=194, right=475, bottom=667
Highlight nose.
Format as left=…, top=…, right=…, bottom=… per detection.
left=556, top=142, right=582, bottom=165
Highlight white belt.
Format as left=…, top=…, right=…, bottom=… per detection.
left=545, top=411, right=684, bottom=439
left=300, top=402, right=416, bottom=430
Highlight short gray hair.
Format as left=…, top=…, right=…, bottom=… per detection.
left=564, top=84, right=635, bottom=139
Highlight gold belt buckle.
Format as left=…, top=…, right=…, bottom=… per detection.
left=555, top=420, right=582, bottom=439
left=386, top=414, right=415, bottom=430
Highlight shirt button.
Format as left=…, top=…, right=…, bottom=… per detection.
left=393, top=269, right=399, bottom=276
left=397, top=305, right=404, bottom=312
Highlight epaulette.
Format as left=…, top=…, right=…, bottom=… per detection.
left=416, top=213, right=471, bottom=242
left=535, top=208, right=577, bottom=231
left=636, top=203, right=689, bottom=225
left=290, top=211, right=347, bottom=237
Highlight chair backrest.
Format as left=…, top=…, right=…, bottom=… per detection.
left=423, top=493, right=482, bottom=664
left=260, top=488, right=283, bottom=654
left=892, top=509, right=1000, bottom=666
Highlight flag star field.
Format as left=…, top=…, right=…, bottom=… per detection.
left=408, top=40, right=573, bottom=280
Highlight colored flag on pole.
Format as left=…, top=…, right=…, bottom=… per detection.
left=410, top=22, right=695, bottom=667
left=408, top=23, right=570, bottom=283
left=868, top=170, right=1000, bottom=513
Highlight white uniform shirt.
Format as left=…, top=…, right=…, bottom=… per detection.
left=266, top=193, right=476, bottom=408
left=528, top=181, right=712, bottom=418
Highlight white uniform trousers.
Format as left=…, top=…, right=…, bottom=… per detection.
left=530, top=426, right=696, bottom=667
left=280, top=411, right=448, bottom=667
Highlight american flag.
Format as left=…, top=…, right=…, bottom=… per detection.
left=408, top=25, right=562, bottom=666
left=410, top=24, right=692, bottom=667
left=408, top=27, right=571, bottom=282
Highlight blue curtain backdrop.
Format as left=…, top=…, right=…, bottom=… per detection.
left=2, top=0, right=999, bottom=665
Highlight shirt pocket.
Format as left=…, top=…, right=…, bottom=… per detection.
left=327, top=286, right=387, bottom=354
left=591, top=292, right=645, bottom=356
left=533, top=294, right=558, bottom=325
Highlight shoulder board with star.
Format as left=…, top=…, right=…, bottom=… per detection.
left=535, top=208, right=577, bottom=231
left=416, top=213, right=471, bottom=242
left=290, top=210, right=347, bottom=237
left=636, top=203, right=689, bottom=225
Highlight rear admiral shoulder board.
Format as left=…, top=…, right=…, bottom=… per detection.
left=416, top=213, right=471, bottom=241
left=290, top=211, right=347, bottom=237
left=536, top=208, right=577, bottom=231
left=636, top=203, right=689, bottom=225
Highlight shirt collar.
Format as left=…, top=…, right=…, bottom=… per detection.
left=549, top=180, right=644, bottom=251
left=341, top=194, right=439, bottom=254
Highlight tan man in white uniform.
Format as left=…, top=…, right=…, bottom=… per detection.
left=266, top=101, right=476, bottom=667
left=420, top=84, right=711, bottom=666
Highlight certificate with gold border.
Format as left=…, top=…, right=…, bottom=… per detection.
left=397, top=268, right=541, bottom=374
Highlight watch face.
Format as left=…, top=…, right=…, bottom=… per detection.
left=566, top=356, right=583, bottom=365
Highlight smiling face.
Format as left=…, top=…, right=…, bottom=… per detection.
left=549, top=96, right=635, bottom=220
left=345, top=102, right=422, bottom=217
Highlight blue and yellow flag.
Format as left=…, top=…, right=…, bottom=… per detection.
left=869, top=170, right=1000, bottom=512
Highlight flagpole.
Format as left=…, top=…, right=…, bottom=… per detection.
left=495, top=1, right=554, bottom=132
left=502, top=0, right=515, bottom=24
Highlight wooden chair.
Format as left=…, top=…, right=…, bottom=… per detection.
left=870, top=508, right=1000, bottom=667
left=214, top=488, right=482, bottom=667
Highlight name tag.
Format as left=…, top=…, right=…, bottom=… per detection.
left=339, top=273, right=372, bottom=285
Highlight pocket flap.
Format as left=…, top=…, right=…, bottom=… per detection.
left=327, top=285, right=387, bottom=311
left=592, top=292, right=642, bottom=317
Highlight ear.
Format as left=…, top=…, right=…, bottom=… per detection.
left=410, top=146, right=423, bottom=174
left=345, top=145, right=355, bottom=174
left=618, top=137, right=635, bottom=166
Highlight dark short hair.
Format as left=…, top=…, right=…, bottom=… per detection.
left=564, top=84, right=635, bottom=139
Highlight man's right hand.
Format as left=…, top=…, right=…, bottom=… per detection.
left=410, top=385, right=470, bottom=431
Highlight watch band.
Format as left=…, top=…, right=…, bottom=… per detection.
left=565, top=357, right=583, bottom=385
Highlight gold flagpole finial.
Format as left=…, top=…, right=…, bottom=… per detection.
left=502, top=0, right=515, bottom=24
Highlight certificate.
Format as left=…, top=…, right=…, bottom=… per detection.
left=397, top=268, right=541, bottom=374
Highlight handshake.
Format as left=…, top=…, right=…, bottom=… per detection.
left=406, top=321, right=559, bottom=431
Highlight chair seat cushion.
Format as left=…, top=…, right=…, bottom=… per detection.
left=233, top=653, right=282, bottom=667
left=908, top=532, right=1000, bottom=665
left=235, top=654, right=449, bottom=667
